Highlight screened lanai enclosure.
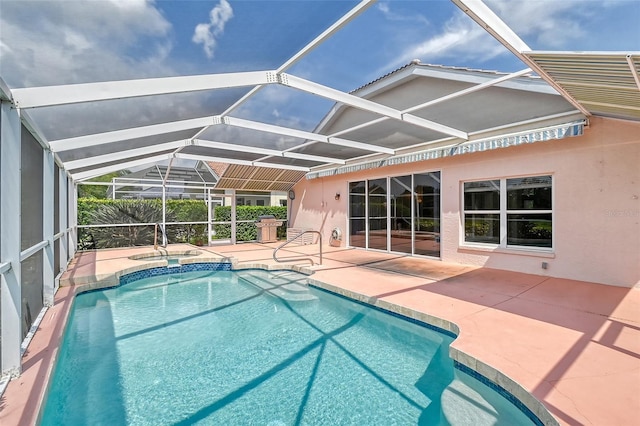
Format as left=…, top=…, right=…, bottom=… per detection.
left=1, top=0, right=639, bottom=386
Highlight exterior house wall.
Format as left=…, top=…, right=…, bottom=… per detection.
left=291, top=117, right=640, bottom=287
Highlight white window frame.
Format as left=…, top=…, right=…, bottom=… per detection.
left=461, top=174, right=554, bottom=253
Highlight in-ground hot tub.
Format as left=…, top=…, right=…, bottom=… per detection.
left=128, top=250, right=202, bottom=265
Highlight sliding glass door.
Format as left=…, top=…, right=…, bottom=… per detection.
left=348, top=171, right=441, bottom=258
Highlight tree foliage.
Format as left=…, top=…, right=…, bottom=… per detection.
left=77, top=171, right=129, bottom=199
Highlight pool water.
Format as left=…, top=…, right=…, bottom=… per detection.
left=41, top=269, right=536, bottom=425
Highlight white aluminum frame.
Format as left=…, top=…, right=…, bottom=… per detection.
left=1, top=101, right=22, bottom=378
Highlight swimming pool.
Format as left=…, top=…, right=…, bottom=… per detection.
left=41, top=267, right=539, bottom=425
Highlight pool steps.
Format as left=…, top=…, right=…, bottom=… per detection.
left=238, top=270, right=318, bottom=302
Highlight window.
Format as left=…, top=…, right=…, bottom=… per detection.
left=463, top=175, right=552, bottom=249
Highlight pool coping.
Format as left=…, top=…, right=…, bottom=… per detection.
left=34, top=260, right=553, bottom=426
left=307, top=278, right=556, bottom=426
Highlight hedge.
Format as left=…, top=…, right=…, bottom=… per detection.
left=213, top=205, right=287, bottom=241
left=77, top=198, right=287, bottom=249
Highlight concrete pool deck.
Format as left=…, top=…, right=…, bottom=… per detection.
left=1, top=243, right=638, bottom=425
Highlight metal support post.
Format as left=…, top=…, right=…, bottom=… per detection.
left=231, top=189, right=237, bottom=245
left=1, top=101, right=22, bottom=377
left=59, top=168, right=68, bottom=266
left=161, top=184, right=167, bottom=246
left=43, top=149, right=55, bottom=306
left=68, top=179, right=77, bottom=258
left=207, top=189, right=212, bottom=246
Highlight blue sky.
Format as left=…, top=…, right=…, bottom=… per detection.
left=1, top=0, right=638, bottom=139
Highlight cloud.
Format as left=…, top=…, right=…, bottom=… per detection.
left=0, top=0, right=214, bottom=140
left=377, top=2, right=430, bottom=25
left=397, top=11, right=504, bottom=65
left=484, top=0, right=589, bottom=48
left=192, top=0, right=234, bottom=59
left=393, top=0, right=623, bottom=68
left=0, top=0, right=174, bottom=87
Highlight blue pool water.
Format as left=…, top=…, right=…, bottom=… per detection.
left=41, top=269, right=537, bottom=425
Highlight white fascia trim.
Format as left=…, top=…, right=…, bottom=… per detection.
left=50, top=116, right=217, bottom=152
left=281, top=73, right=468, bottom=139
left=72, top=154, right=171, bottom=181
left=64, top=140, right=188, bottom=170
left=12, top=71, right=276, bottom=109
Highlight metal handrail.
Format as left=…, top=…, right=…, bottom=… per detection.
left=154, top=222, right=168, bottom=250
left=273, top=230, right=322, bottom=266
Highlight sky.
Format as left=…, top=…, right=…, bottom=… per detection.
left=1, top=0, right=638, bottom=142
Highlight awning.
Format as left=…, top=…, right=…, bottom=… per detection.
left=306, top=120, right=585, bottom=179
left=525, top=52, right=640, bottom=122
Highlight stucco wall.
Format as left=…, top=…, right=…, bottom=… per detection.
left=291, top=117, right=640, bottom=287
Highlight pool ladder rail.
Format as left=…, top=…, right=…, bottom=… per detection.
left=153, top=223, right=168, bottom=251
left=273, top=230, right=322, bottom=266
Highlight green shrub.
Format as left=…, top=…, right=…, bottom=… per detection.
left=86, top=200, right=175, bottom=249
left=78, top=198, right=210, bottom=249
left=213, top=206, right=287, bottom=241
left=77, top=199, right=288, bottom=249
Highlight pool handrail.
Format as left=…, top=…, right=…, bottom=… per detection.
left=273, top=230, right=322, bottom=266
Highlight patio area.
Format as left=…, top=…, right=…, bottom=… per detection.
left=1, top=243, right=638, bottom=425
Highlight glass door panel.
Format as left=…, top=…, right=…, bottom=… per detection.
left=368, top=178, right=387, bottom=250
left=414, top=172, right=441, bottom=257
left=349, top=181, right=366, bottom=248
left=390, top=175, right=412, bottom=253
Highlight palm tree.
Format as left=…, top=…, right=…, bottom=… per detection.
left=89, top=200, right=176, bottom=248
